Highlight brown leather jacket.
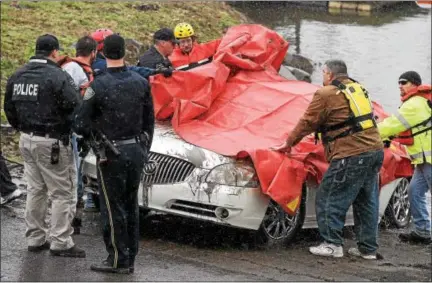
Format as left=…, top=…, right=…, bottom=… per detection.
left=286, top=78, right=383, bottom=161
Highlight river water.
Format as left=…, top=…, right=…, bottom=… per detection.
left=234, top=2, right=431, bottom=113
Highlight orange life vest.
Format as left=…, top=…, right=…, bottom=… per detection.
left=58, top=56, right=94, bottom=96
left=169, top=39, right=221, bottom=70
left=393, top=85, right=432, bottom=145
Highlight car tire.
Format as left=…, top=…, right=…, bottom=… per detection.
left=384, top=177, right=411, bottom=229
left=255, top=187, right=306, bottom=248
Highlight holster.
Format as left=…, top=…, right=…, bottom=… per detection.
left=139, top=132, right=150, bottom=150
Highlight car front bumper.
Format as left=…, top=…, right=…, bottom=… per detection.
left=83, top=152, right=269, bottom=231
left=141, top=167, right=270, bottom=231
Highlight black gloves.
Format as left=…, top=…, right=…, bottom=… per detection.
left=161, top=68, right=173, bottom=78
left=153, top=67, right=173, bottom=78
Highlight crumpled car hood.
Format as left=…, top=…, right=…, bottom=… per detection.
left=152, top=120, right=236, bottom=169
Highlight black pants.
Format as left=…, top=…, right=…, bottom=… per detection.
left=96, top=143, right=146, bottom=268
left=0, top=152, right=18, bottom=197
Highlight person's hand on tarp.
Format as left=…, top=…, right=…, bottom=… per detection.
left=270, top=141, right=292, bottom=155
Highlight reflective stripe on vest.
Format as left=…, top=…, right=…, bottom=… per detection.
left=410, top=150, right=432, bottom=160
left=395, top=111, right=412, bottom=129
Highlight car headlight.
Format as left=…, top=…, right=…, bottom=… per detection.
left=205, top=163, right=259, bottom=187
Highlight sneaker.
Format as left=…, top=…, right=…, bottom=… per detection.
left=90, top=260, right=130, bottom=274
left=50, top=246, right=86, bottom=258
left=399, top=231, right=432, bottom=245
left=28, top=241, right=50, bottom=252
left=309, top=242, right=344, bottom=258
left=348, top=247, right=377, bottom=260
left=1, top=189, right=24, bottom=205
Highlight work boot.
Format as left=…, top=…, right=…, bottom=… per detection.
left=1, top=189, right=24, bottom=206
left=28, top=241, right=50, bottom=252
left=399, top=231, right=432, bottom=245
left=50, top=246, right=86, bottom=258
left=90, top=260, right=130, bottom=274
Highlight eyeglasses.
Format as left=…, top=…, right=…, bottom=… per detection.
left=398, top=80, right=409, bottom=85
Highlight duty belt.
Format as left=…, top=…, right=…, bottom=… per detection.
left=112, top=136, right=140, bottom=146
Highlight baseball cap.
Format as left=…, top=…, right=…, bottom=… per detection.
left=153, top=28, right=177, bottom=43
left=35, top=34, right=63, bottom=54
left=399, top=71, right=422, bottom=86
left=103, top=34, right=125, bottom=60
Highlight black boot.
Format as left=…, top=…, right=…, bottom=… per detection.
left=28, top=241, right=50, bottom=252
left=399, top=231, right=432, bottom=244
left=90, top=260, right=130, bottom=274
left=50, top=246, right=86, bottom=258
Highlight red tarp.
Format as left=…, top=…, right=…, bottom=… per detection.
left=150, top=24, right=413, bottom=215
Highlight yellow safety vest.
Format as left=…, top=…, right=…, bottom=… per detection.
left=379, top=96, right=432, bottom=165
left=317, top=79, right=376, bottom=144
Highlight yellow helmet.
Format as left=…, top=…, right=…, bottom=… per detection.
left=174, top=23, right=195, bottom=39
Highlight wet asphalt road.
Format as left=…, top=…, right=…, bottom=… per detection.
left=1, top=167, right=431, bottom=281
left=0, top=207, right=265, bottom=281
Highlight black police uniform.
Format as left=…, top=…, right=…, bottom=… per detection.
left=137, top=28, right=175, bottom=69
left=4, top=56, right=79, bottom=138
left=137, top=45, right=173, bottom=69
left=74, top=35, right=154, bottom=273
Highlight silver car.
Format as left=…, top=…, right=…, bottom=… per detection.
left=81, top=119, right=411, bottom=246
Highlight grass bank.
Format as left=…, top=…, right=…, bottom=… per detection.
left=0, top=1, right=245, bottom=160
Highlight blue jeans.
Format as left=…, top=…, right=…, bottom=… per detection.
left=409, top=163, right=432, bottom=237
left=316, top=150, right=384, bottom=254
left=71, top=134, right=83, bottom=200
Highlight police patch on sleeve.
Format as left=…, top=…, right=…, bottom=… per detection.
left=83, top=87, right=95, bottom=100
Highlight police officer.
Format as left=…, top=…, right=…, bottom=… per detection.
left=137, top=28, right=175, bottom=70
left=4, top=34, right=85, bottom=257
left=74, top=34, right=154, bottom=274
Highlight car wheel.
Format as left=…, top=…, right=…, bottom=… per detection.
left=255, top=191, right=306, bottom=247
left=384, top=178, right=411, bottom=229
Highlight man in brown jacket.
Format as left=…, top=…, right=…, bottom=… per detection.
left=272, top=59, right=384, bottom=259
